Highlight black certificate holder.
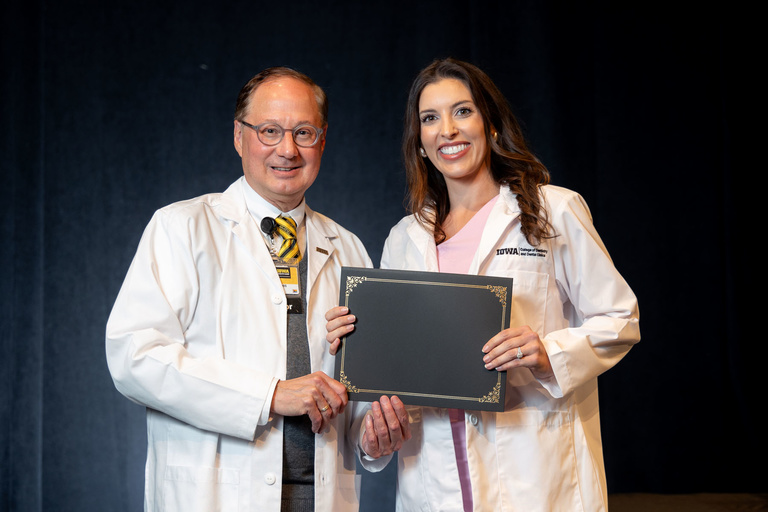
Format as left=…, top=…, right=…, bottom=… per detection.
left=335, top=267, right=512, bottom=411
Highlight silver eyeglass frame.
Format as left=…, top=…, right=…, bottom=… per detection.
left=238, top=120, right=324, bottom=148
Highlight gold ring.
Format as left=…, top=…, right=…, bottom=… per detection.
left=320, top=405, right=329, bottom=412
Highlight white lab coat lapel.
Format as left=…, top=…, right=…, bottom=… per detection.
left=405, top=186, right=521, bottom=275
left=468, top=185, right=521, bottom=275
left=218, top=181, right=281, bottom=284
left=304, top=207, right=334, bottom=372
left=305, top=206, right=334, bottom=296
left=406, top=216, right=440, bottom=272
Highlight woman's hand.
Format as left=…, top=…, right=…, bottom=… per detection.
left=325, top=306, right=356, bottom=356
left=482, top=325, right=555, bottom=381
left=361, top=395, right=411, bottom=459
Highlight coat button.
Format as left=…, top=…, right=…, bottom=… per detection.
left=264, top=472, right=276, bottom=485
left=271, top=294, right=283, bottom=305
left=469, top=414, right=479, bottom=425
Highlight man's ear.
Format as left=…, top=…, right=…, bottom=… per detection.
left=233, top=120, right=244, bottom=157
left=319, top=125, right=328, bottom=153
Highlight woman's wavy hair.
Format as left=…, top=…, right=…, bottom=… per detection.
left=403, top=58, right=553, bottom=246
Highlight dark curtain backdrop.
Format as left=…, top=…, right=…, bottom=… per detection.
left=2, top=1, right=760, bottom=511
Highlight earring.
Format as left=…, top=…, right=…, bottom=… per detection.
left=492, top=131, right=499, bottom=142
left=419, top=147, right=427, bottom=157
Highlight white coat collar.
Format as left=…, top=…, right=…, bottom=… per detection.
left=304, top=208, right=335, bottom=285
left=405, top=185, right=521, bottom=273
left=217, top=177, right=252, bottom=225
left=214, top=179, right=278, bottom=281
left=405, top=212, right=439, bottom=272
left=468, top=185, right=521, bottom=273
left=240, top=178, right=306, bottom=230
left=216, top=178, right=335, bottom=287
left=240, top=178, right=308, bottom=258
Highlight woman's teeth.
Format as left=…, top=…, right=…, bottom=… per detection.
left=440, top=144, right=468, bottom=155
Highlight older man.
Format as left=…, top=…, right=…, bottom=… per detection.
left=106, top=67, right=408, bottom=512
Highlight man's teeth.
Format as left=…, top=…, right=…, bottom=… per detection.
left=440, top=144, right=468, bottom=155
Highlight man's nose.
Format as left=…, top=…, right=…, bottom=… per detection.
left=275, top=131, right=299, bottom=158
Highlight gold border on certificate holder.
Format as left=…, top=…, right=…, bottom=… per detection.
left=338, top=273, right=509, bottom=406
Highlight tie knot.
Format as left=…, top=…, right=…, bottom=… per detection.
left=275, top=215, right=297, bottom=240
left=275, top=215, right=300, bottom=261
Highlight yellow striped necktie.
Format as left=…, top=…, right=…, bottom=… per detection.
left=275, top=215, right=301, bottom=261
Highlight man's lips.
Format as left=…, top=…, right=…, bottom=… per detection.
left=269, top=165, right=301, bottom=172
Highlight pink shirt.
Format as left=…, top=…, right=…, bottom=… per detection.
left=436, top=195, right=498, bottom=512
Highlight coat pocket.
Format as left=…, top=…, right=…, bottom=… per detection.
left=488, top=269, right=549, bottom=335
left=163, top=465, right=239, bottom=512
left=493, top=409, right=584, bottom=511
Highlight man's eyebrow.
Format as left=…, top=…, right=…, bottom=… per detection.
left=256, top=119, right=318, bottom=126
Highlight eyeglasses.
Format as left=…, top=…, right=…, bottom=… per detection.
left=239, top=120, right=324, bottom=148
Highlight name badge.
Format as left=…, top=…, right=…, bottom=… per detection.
left=274, top=257, right=303, bottom=314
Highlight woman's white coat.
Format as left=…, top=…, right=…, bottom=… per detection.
left=377, top=184, right=640, bottom=512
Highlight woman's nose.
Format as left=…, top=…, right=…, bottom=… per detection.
left=440, top=118, right=458, bottom=138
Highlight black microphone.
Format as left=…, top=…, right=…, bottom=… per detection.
left=260, top=217, right=276, bottom=236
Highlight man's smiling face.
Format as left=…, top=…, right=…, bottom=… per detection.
left=234, top=76, right=326, bottom=211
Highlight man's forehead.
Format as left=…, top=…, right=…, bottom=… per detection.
left=246, top=77, right=322, bottom=123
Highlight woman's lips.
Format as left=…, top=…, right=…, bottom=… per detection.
left=438, top=143, right=470, bottom=157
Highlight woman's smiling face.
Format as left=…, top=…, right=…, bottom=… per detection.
left=418, top=78, right=490, bottom=185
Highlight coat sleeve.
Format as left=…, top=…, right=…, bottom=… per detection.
left=379, top=224, right=399, bottom=269
left=541, top=190, right=640, bottom=397
left=105, top=208, right=272, bottom=440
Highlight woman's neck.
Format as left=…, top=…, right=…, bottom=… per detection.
left=443, top=173, right=499, bottom=241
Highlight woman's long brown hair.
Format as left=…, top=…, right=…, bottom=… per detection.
left=403, top=58, right=553, bottom=246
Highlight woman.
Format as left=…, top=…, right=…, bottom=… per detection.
left=328, top=58, right=640, bottom=511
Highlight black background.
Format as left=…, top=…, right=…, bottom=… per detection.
left=2, top=1, right=761, bottom=510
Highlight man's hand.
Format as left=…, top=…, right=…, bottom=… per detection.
left=271, top=371, right=349, bottom=433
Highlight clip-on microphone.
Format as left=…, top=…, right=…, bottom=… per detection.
left=260, top=217, right=276, bottom=237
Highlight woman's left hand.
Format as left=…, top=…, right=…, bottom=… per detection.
left=325, top=306, right=356, bottom=356
left=482, top=325, right=555, bottom=381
